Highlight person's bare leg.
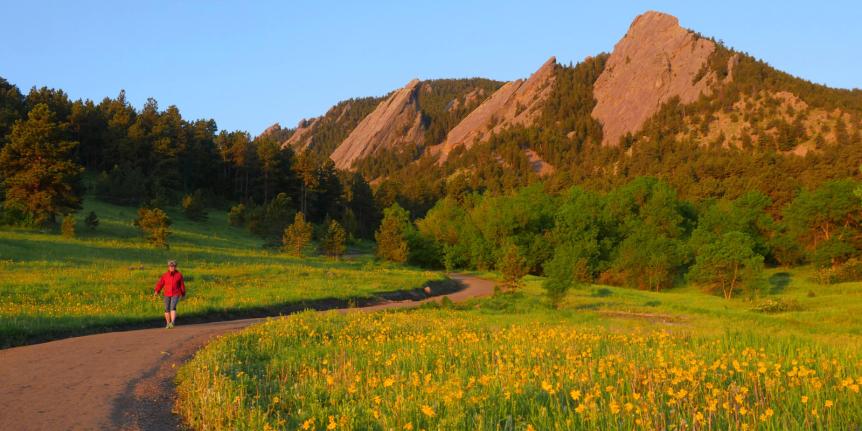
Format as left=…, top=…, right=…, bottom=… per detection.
left=170, top=310, right=177, bottom=325
left=164, top=312, right=170, bottom=325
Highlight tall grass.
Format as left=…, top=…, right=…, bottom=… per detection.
left=0, top=199, right=440, bottom=347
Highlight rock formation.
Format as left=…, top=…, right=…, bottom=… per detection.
left=330, top=79, right=424, bottom=170
left=430, top=57, right=558, bottom=161
left=282, top=117, right=319, bottom=151
left=592, top=11, right=718, bottom=146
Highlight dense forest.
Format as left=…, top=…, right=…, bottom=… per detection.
left=374, top=176, right=862, bottom=303
left=0, top=77, right=378, bottom=243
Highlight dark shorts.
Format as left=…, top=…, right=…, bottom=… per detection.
left=164, top=295, right=181, bottom=312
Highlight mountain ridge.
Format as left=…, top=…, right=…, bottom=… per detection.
left=264, top=10, right=862, bottom=193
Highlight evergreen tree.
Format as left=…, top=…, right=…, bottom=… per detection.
left=0, top=77, right=25, bottom=146
left=283, top=212, right=313, bottom=256
left=181, top=190, right=208, bottom=221
left=321, top=219, right=347, bottom=259
left=0, top=104, right=82, bottom=225
left=375, top=204, right=410, bottom=263
left=498, top=241, right=528, bottom=290
left=783, top=179, right=860, bottom=268
left=134, top=207, right=171, bottom=248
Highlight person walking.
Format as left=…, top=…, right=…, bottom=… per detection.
left=154, top=260, right=186, bottom=328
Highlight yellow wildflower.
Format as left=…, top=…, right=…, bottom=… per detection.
left=421, top=405, right=436, bottom=418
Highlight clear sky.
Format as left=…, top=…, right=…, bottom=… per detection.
left=1, top=1, right=860, bottom=135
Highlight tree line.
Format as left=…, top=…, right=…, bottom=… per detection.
left=373, top=176, right=862, bottom=303
left=0, top=77, right=380, bottom=243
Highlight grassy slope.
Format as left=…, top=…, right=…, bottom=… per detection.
left=177, top=268, right=862, bottom=430
left=0, top=199, right=443, bottom=347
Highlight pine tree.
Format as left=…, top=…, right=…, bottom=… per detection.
left=84, top=211, right=99, bottom=230
left=375, top=204, right=410, bottom=263
left=0, top=104, right=83, bottom=226
left=283, top=212, right=313, bottom=256
left=321, top=219, right=347, bottom=259
left=134, top=207, right=171, bottom=248
left=498, top=242, right=528, bottom=290
left=181, top=190, right=208, bottom=221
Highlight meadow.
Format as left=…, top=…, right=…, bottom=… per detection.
left=176, top=270, right=862, bottom=430
left=0, top=199, right=442, bottom=347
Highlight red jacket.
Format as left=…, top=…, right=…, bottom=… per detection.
left=155, top=270, right=186, bottom=297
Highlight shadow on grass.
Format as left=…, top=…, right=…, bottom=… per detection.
left=1, top=233, right=373, bottom=272
left=0, top=278, right=462, bottom=349
left=769, top=272, right=792, bottom=294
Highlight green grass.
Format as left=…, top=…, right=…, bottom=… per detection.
left=0, top=199, right=443, bottom=347
left=177, top=268, right=862, bottom=430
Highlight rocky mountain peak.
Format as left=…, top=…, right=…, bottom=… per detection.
left=430, top=56, right=558, bottom=161
left=330, top=79, right=424, bottom=170
left=592, top=11, right=719, bottom=146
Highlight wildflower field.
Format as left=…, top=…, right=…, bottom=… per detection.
left=0, top=199, right=441, bottom=347
left=177, top=276, right=862, bottom=430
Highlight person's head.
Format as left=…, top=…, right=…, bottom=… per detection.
left=167, top=260, right=177, bottom=272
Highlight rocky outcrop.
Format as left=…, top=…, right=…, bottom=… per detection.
left=592, top=11, right=719, bottom=146
left=430, top=57, right=558, bottom=161
left=282, top=117, right=319, bottom=151
left=260, top=123, right=282, bottom=137
left=330, top=79, right=424, bottom=170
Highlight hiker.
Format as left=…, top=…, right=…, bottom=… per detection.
left=154, top=260, right=186, bottom=328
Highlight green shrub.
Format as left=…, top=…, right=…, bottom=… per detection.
left=497, top=242, right=528, bottom=290
left=283, top=212, right=313, bottom=257
left=83, top=211, right=99, bottom=230
left=182, top=190, right=208, bottom=221
left=750, top=298, right=804, bottom=313
left=320, top=219, right=347, bottom=259
left=228, top=204, right=246, bottom=227
left=134, top=207, right=171, bottom=248
left=375, top=204, right=410, bottom=263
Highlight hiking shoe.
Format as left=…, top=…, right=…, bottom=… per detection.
left=167, top=322, right=174, bottom=329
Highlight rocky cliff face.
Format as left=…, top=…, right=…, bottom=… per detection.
left=330, top=79, right=424, bottom=170
left=592, top=11, right=719, bottom=147
left=430, top=57, right=558, bottom=161
left=283, top=117, right=319, bottom=151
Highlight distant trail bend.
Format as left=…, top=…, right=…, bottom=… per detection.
left=0, top=273, right=495, bottom=431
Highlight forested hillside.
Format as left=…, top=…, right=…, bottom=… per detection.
left=0, top=78, right=378, bottom=242
left=2, top=10, right=862, bottom=298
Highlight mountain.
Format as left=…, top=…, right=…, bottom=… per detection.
left=591, top=11, right=728, bottom=147
left=331, top=79, right=424, bottom=170
left=265, top=10, right=862, bottom=212
left=429, top=56, right=558, bottom=161
left=277, top=95, right=385, bottom=158
left=273, top=78, right=502, bottom=173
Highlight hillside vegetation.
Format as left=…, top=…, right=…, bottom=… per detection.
left=0, top=198, right=442, bottom=347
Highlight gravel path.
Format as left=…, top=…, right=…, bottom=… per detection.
left=0, top=274, right=495, bottom=430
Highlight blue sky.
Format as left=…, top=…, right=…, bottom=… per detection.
left=1, top=1, right=860, bottom=135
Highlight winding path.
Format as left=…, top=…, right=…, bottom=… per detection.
left=0, top=274, right=495, bottom=431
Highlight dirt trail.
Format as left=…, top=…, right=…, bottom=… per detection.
left=0, top=274, right=495, bottom=431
